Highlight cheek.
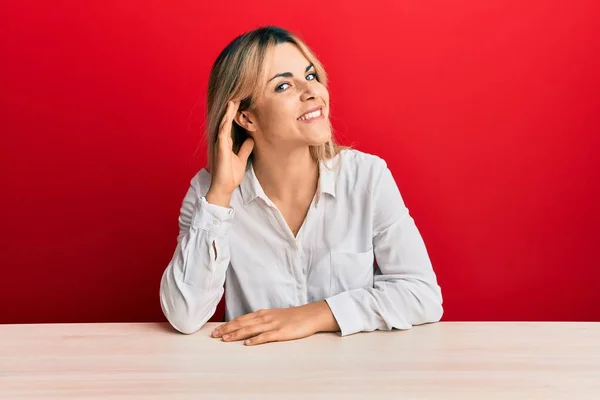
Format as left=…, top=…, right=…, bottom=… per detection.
left=274, top=98, right=299, bottom=121
left=257, top=99, right=297, bottom=131
left=318, top=84, right=329, bottom=97
left=317, top=85, right=330, bottom=105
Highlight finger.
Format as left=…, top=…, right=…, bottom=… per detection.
left=244, top=331, right=279, bottom=346
left=218, top=101, right=234, bottom=134
left=230, top=99, right=241, bottom=116
left=217, top=108, right=234, bottom=142
left=233, top=308, right=267, bottom=324
left=222, top=323, right=273, bottom=342
left=214, top=318, right=261, bottom=338
left=216, top=132, right=232, bottom=154
left=237, top=137, right=255, bottom=163
left=211, top=311, right=265, bottom=337
left=211, top=320, right=244, bottom=338
left=218, top=100, right=240, bottom=136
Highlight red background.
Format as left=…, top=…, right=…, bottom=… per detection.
left=1, top=1, right=599, bottom=324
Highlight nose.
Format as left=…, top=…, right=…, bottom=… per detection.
left=299, top=81, right=317, bottom=102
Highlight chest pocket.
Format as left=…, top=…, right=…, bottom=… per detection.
left=330, top=249, right=375, bottom=295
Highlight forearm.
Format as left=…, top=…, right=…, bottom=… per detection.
left=160, top=196, right=234, bottom=334
left=326, top=275, right=443, bottom=336
left=160, top=226, right=230, bottom=334
left=303, top=300, right=340, bottom=333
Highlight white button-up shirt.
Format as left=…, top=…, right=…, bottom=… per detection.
left=160, top=149, right=443, bottom=336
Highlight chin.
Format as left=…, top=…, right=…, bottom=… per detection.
left=305, top=128, right=332, bottom=146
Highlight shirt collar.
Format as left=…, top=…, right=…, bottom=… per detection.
left=239, top=156, right=339, bottom=206
left=239, top=162, right=269, bottom=206
left=317, top=155, right=337, bottom=201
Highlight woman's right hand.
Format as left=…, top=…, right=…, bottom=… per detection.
left=206, top=100, right=255, bottom=207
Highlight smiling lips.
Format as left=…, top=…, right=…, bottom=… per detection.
left=297, top=107, right=323, bottom=122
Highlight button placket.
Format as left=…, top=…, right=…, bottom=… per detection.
left=294, top=239, right=308, bottom=305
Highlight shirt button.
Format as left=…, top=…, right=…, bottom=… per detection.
left=213, top=219, right=221, bottom=226
left=295, top=240, right=301, bottom=249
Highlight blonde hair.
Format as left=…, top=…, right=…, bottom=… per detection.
left=205, top=26, right=342, bottom=171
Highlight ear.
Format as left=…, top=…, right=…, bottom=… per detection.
left=234, top=110, right=258, bottom=133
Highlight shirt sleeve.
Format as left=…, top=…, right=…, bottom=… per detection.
left=325, top=160, right=443, bottom=336
left=159, top=173, right=234, bottom=334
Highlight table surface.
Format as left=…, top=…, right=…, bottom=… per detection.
left=1, top=322, right=599, bottom=399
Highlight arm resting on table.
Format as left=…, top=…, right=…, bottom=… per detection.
left=160, top=177, right=233, bottom=334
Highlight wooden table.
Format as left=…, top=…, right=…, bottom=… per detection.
left=1, top=322, right=599, bottom=399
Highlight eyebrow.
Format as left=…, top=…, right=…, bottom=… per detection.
left=267, top=64, right=314, bottom=83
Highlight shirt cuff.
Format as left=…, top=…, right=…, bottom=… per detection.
left=190, top=196, right=234, bottom=236
left=325, top=291, right=364, bottom=337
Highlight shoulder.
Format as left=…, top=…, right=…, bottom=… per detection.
left=335, top=148, right=389, bottom=180
left=324, top=148, right=391, bottom=201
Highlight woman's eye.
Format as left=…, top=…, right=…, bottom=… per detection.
left=275, top=72, right=317, bottom=92
left=275, top=82, right=290, bottom=92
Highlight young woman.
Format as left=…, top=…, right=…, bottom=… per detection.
left=160, top=26, right=443, bottom=346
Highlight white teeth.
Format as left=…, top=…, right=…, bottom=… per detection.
left=298, top=109, right=322, bottom=121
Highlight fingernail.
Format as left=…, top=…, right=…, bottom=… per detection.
left=222, top=334, right=230, bottom=340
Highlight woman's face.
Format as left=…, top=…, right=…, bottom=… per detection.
left=238, top=43, right=331, bottom=149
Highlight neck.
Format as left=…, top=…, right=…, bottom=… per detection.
left=251, top=145, right=319, bottom=203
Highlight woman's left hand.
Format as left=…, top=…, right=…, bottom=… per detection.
left=211, top=301, right=340, bottom=346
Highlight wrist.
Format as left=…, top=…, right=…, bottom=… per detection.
left=205, top=189, right=232, bottom=208
left=310, top=300, right=340, bottom=333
